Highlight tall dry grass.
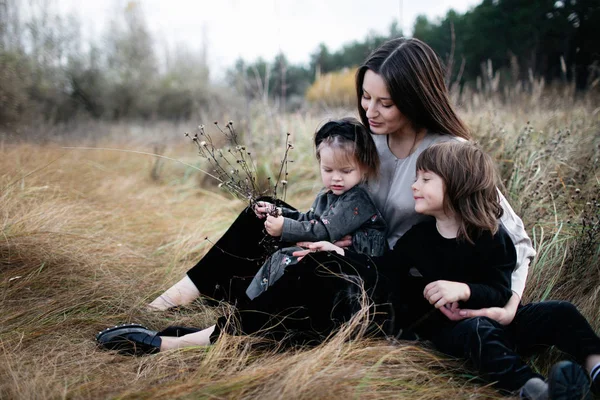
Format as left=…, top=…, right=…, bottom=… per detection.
left=0, top=100, right=598, bottom=399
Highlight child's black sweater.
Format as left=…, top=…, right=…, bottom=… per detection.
left=345, top=220, right=516, bottom=334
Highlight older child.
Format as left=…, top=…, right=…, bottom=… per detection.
left=305, top=141, right=600, bottom=399
left=245, top=118, right=387, bottom=300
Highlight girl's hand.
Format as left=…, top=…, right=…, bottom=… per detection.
left=423, top=280, right=471, bottom=309
left=333, top=235, right=352, bottom=248
left=292, top=241, right=345, bottom=261
left=265, top=215, right=284, bottom=236
left=438, top=292, right=520, bottom=325
left=254, top=201, right=275, bottom=219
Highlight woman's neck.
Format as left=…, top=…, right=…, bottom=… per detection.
left=387, top=126, right=427, bottom=159
left=435, top=215, right=460, bottom=239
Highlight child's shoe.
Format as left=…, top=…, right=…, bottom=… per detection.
left=547, top=360, right=592, bottom=400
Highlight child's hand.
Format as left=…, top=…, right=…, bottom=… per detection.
left=254, top=201, right=275, bottom=219
left=423, top=280, right=471, bottom=309
left=265, top=215, right=284, bottom=237
left=292, top=241, right=345, bottom=261
left=333, top=235, right=352, bottom=248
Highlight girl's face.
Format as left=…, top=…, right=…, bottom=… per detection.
left=361, top=70, right=411, bottom=137
left=411, top=170, right=445, bottom=218
left=319, top=146, right=363, bottom=196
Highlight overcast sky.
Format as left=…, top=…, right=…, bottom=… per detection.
left=56, top=0, right=481, bottom=81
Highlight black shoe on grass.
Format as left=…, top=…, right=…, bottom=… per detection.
left=548, top=361, right=592, bottom=400
left=96, top=324, right=162, bottom=356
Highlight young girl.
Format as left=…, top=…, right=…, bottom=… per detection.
left=96, top=117, right=388, bottom=352
left=245, top=117, right=387, bottom=300
left=303, top=141, right=600, bottom=399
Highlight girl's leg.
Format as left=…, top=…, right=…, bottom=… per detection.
left=510, top=301, right=600, bottom=390
left=212, top=251, right=382, bottom=346
left=431, top=317, right=542, bottom=392
left=160, top=325, right=216, bottom=350
left=586, top=354, right=600, bottom=375
left=149, top=197, right=292, bottom=310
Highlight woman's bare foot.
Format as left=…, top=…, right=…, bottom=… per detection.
left=147, top=275, right=200, bottom=311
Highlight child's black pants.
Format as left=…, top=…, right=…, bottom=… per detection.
left=430, top=301, right=600, bottom=392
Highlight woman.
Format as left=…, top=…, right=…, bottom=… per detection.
left=148, top=37, right=533, bottom=323
left=99, top=37, right=535, bottom=352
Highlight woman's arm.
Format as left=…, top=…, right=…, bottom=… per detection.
left=439, top=292, right=520, bottom=326
left=498, top=189, right=535, bottom=298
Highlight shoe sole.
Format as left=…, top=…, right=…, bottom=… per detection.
left=96, top=324, right=149, bottom=342
left=548, top=360, right=592, bottom=400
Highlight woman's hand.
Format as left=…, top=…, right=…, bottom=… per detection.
left=264, top=215, right=284, bottom=237
left=254, top=201, right=275, bottom=219
left=292, top=241, right=345, bottom=261
left=438, top=292, right=520, bottom=325
left=333, top=235, right=352, bottom=248
left=423, top=280, right=471, bottom=309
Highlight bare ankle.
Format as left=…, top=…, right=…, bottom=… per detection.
left=147, top=276, right=200, bottom=311
left=147, top=295, right=177, bottom=311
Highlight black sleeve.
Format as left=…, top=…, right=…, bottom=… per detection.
left=280, top=207, right=314, bottom=221
left=280, top=194, right=320, bottom=221
left=344, top=224, right=421, bottom=279
left=462, top=229, right=516, bottom=309
left=280, top=188, right=381, bottom=243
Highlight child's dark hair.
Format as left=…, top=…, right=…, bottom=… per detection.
left=416, top=141, right=503, bottom=243
left=314, top=117, right=379, bottom=182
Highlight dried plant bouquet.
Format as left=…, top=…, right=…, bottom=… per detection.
left=185, top=121, right=293, bottom=215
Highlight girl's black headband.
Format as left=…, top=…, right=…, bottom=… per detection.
left=314, top=120, right=357, bottom=148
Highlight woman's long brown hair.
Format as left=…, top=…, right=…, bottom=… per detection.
left=356, top=37, right=470, bottom=140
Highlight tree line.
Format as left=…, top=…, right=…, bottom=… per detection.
left=1, top=0, right=598, bottom=126
left=413, top=0, right=600, bottom=91
left=234, top=0, right=599, bottom=107
left=0, top=0, right=214, bottom=125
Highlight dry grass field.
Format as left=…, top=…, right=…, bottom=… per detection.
left=1, top=97, right=599, bottom=399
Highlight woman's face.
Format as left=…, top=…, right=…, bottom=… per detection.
left=360, top=70, right=411, bottom=136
